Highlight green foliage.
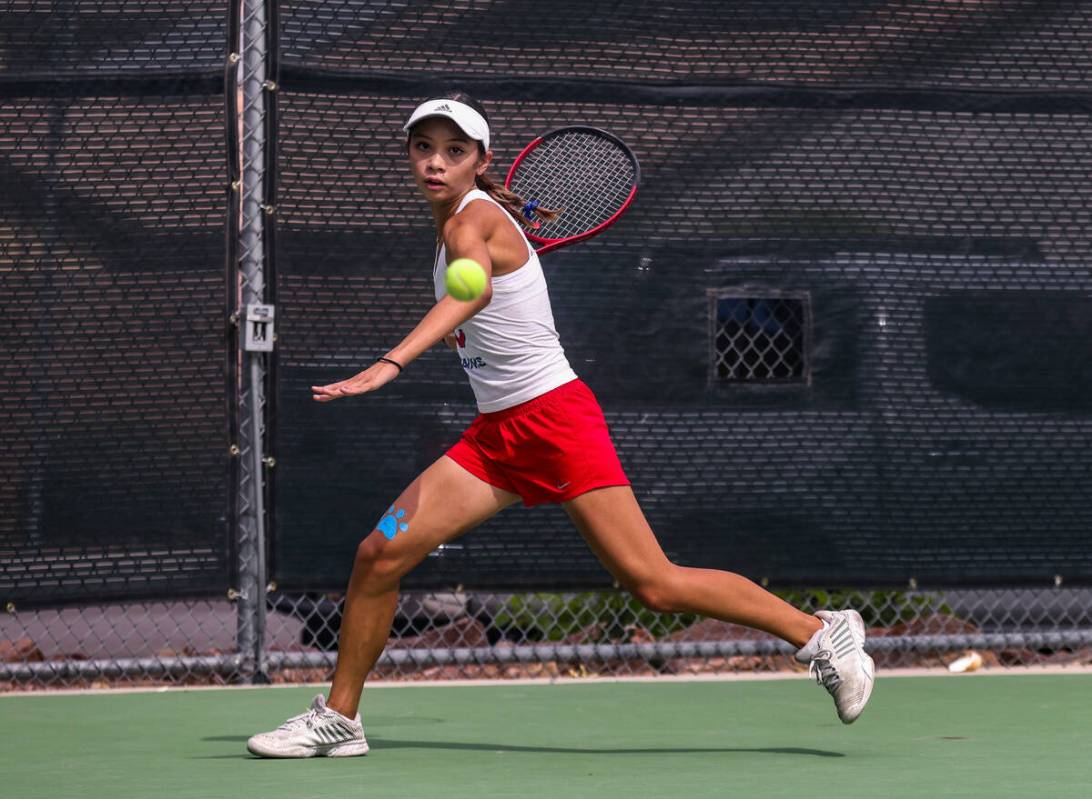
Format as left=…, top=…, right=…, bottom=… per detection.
left=490, top=592, right=699, bottom=643
left=774, top=588, right=954, bottom=628
left=489, top=588, right=956, bottom=643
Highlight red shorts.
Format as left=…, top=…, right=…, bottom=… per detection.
left=445, top=378, right=631, bottom=507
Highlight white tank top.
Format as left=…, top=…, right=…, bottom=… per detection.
left=433, top=189, right=577, bottom=413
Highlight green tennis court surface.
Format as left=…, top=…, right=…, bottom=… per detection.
left=3, top=674, right=1090, bottom=799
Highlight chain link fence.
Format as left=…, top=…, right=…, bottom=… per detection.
left=265, top=586, right=1092, bottom=679
left=1, top=1, right=242, bottom=686
left=4, top=587, right=1091, bottom=688
left=4, top=1, right=1092, bottom=690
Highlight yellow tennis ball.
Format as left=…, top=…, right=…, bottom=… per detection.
left=445, top=258, right=487, bottom=301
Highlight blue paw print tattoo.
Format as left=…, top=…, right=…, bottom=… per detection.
left=377, top=505, right=410, bottom=540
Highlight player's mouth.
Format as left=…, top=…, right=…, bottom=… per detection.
left=424, top=177, right=446, bottom=191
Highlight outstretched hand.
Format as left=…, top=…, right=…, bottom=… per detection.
left=311, top=360, right=400, bottom=402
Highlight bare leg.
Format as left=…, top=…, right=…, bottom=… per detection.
left=564, top=486, right=821, bottom=648
left=326, top=456, right=519, bottom=718
left=325, top=565, right=400, bottom=718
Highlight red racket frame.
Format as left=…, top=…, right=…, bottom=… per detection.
left=503, top=126, right=639, bottom=255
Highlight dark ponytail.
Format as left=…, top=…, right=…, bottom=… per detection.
left=474, top=170, right=562, bottom=228
left=412, top=90, right=563, bottom=228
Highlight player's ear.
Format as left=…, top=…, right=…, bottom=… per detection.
left=476, top=149, right=493, bottom=176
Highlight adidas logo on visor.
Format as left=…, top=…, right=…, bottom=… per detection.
left=435, top=103, right=452, bottom=112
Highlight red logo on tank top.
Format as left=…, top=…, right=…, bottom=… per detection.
left=455, top=329, right=466, bottom=348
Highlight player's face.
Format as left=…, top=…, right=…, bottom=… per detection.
left=407, top=117, right=490, bottom=202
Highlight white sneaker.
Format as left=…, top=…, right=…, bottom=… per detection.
left=247, top=694, right=369, bottom=758
left=795, top=609, right=875, bottom=724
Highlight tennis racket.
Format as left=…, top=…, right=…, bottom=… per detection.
left=504, top=126, right=640, bottom=255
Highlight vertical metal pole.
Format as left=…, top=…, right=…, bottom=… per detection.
left=236, top=0, right=269, bottom=682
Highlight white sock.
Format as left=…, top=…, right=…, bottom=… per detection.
left=796, top=617, right=829, bottom=656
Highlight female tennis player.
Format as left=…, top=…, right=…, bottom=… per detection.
left=247, top=93, right=874, bottom=758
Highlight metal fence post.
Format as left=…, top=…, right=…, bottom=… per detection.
left=235, top=0, right=271, bottom=683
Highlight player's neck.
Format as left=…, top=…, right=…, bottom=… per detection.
left=429, top=188, right=475, bottom=239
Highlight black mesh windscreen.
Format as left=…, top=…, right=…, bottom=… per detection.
left=1, top=1, right=228, bottom=76
left=272, top=1, right=1092, bottom=590
left=0, top=3, right=232, bottom=606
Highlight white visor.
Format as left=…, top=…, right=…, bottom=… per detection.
left=402, top=99, right=490, bottom=151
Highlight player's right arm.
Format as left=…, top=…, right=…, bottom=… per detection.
left=311, top=212, right=494, bottom=402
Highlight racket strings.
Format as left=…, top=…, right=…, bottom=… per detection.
left=524, top=135, right=632, bottom=235
left=509, top=131, right=636, bottom=240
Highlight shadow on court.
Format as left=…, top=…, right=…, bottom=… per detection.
left=371, top=739, right=845, bottom=757
left=198, top=735, right=843, bottom=759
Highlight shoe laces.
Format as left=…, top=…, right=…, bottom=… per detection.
left=808, top=650, right=842, bottom=691
left=278, top=707, right=325, bottom=732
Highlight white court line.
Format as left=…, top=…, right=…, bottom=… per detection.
left=3, top=662, right=1092, bottom=698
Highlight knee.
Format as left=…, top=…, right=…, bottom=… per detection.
left=353, top=536, right=402, bottom=588
left=627, top=569, right=684, bottom=614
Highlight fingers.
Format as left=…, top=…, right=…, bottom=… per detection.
left=310, top=384, right=345, bottom=402
left=311, top=379, right=365, bottom=402
left=310, top=362, right=398, bottom=402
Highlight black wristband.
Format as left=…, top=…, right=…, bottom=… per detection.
left=375, top=356, right=403, bottom=373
